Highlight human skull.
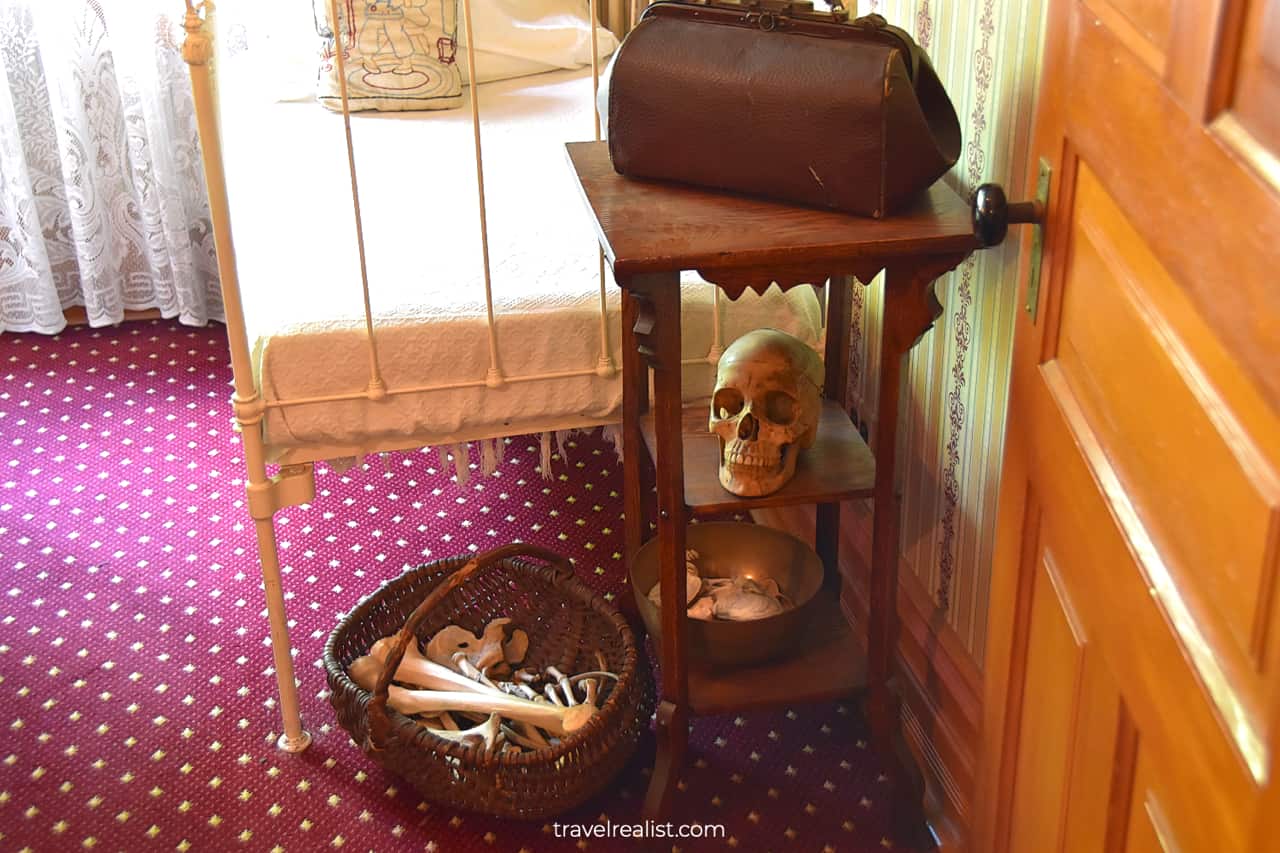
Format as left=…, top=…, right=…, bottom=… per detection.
left=710, top=329, right=824, bottom=497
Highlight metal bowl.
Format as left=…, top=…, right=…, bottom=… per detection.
left=629, top=521, right=825, bottom=667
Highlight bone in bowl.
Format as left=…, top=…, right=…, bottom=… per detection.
left=629, top=522, right=824, bottom=667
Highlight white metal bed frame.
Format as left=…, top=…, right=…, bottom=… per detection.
left=181, top=0, right=830, bottom=751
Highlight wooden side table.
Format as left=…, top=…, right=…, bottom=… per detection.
left=567, top=140, right=983, bottom=824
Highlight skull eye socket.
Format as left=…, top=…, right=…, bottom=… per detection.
left=713, top=388, right=744, bottom=420
left=763, top=390, right=798, bottom=425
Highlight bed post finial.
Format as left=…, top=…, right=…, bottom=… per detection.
left=182, top=1, right=212, bottom=66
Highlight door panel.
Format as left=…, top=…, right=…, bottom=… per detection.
left=1055, top=162, right=1280, bottom=672
left=1002, top=509, right=1140, bottom=853
left=1005, top=548, right=1087, bottom=853
left=1226, top=0, right=1280, bottom=162
left=976, top=0, right=1280, bottom=849
left=1063, top=7, right=1280, bottom=410
left=1059, top=652, right=1125, bottom=852
left=1047, top=358, right=1259, bottom=850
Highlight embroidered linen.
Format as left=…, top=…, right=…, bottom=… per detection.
left=316, top=0, right=463, bottom=112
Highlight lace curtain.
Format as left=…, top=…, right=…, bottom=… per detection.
left=0, top=0, right=221, bottom=334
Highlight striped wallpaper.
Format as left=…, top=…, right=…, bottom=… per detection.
left=848, top=0, right=1046, bottom=662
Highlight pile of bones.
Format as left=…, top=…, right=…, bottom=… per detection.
left=347, top=619, right=616, bottom=758
left=648, top=549, right=795, bottom=621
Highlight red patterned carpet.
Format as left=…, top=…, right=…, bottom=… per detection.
left=0, top=320, right=913, bottom=852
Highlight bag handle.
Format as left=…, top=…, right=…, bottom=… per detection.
left=651, top=3, right=923, bottom=82
left=364, top=543, right=575, bottom=750
left=849, top=12, right=921, bottom=82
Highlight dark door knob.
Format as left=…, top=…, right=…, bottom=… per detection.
left=971, top=183, right=1045, bottom=247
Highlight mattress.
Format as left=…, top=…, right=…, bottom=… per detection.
left=219, top=68, right=823, bottom=461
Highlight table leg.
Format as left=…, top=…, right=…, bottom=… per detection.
left=817, top=274, right=855, bottom=587
left=628, top=274, right=689, bottom=821
left=866, top=338, right=905, bottom=745
left=864, top=256, right=960, bottom=745
left=865, top=256, right=966, bottom=843
left=621, top=288, right=652, bottom=631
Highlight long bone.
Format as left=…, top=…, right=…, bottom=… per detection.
left=347, top=663, right=596, bottom=737
left=454, top=706, right=549, bottom=749
left=499, top=722, right=549, bottom=751
left=546, top=666, right=576, bottom=706
left=580, top=651, right=609, bottom=707
left=358, top=640, right=493, bottom=695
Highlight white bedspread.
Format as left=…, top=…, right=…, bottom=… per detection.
left=219, top=68, right=822, bottom=461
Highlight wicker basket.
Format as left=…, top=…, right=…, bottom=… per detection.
left=323, top=544, right=653, bottom=819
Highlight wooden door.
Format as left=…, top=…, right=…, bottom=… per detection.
left=975, top=0, right=1280, bottom=851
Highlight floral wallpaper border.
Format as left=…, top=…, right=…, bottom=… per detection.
left=848, top=0, right=1046, bottom=662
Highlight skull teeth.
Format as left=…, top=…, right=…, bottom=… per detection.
left=726, top=444, right=786, bottom=469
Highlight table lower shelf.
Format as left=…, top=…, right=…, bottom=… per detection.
left=684, top=591, right=866, bottom=716
left=640, top=400, right=876, bottom=517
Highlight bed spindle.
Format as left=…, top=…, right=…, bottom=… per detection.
left=326, top=0, right=387, bottom=400
left=589, top=0, right=615, bottom=378
left=458, top=0, right=505, bottom=388
left=608, top=0, right=626, bottom=36
left=708, top=288, right=725, bottom=364
left=631, top=1, right=649, bottom=35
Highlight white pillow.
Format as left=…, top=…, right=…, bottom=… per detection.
left=596, top=47, right=617, bottom=135
left=458, top=0, right=618, bottom=85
